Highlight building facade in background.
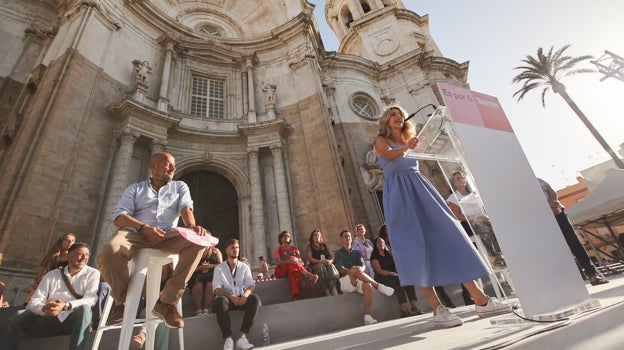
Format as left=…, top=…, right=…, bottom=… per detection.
left=0, top=0, right=469, bottom=305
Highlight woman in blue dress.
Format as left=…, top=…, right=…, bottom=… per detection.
left=373, top=105, right=510, bottom=327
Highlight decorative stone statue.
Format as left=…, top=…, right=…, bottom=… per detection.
left=262, top=83, right=277, bottom=106
left=132, top=59, right=152, bottom=88
left=365, top=150, right=378, bottom=166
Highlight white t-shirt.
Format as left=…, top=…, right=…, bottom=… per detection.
left=447, top=191, right=486, bottom=218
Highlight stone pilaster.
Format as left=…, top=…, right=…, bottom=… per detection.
left=157, top=40, right=174, bottom=111
left=271, top=143, right=292, bottom=233
left=247, top=147, right=265, bottom=261
left=96, top=128, right=138, bottom=254
left=246, top=59, right=256, bottom=123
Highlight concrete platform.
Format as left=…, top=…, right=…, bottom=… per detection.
left=263, top=274, right=624, bottom=350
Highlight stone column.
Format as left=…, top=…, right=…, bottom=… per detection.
left=246, top=59, right=257, bottom=123
left=158, top=40, right=174, bottom=111
left=96, top=129, right=138, bottom=253
left=271, top=143, right=292, bottom=233
left=247, top=147, right=265, bottom=262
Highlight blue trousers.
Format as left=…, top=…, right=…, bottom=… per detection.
left=1, top=304, right=92, bottom=350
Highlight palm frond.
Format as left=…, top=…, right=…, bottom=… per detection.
left=540, top=87, right=550, bottom=107
left=512, top=44, right=593, bottom=107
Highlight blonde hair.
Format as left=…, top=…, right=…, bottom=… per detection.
left=376, top=105, right=416, bottom=143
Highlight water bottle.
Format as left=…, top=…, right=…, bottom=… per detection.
left=262, top=323, right=270, bottom=346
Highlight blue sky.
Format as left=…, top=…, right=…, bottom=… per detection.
left=310, top=0, right=624, bottom=189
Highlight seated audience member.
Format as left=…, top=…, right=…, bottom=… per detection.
left=1, top=243, right=99, bottom=350
left=212, top=239, right=259, bottom=350
left=370, top=237, right=422, bottom=317
left=188, top=245, right=223, bottom=315
left=306, top=229, right=339, bottom=296
left=274, top=230, right=318, bottom=300
left=353, top=224, right=375, bottom=278
left=333, top=230, right=394, bottom=325
left=257, top=256, right=269, bottom=279
left=23, top=233, right=76, bottom=304
left=98, top=152, right=208, bottom=328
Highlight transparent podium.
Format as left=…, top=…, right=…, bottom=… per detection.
left=410, top=106, right=515, bottom=300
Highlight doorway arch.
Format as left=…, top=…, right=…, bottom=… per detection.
left=178, top=171, right=239, bottom=253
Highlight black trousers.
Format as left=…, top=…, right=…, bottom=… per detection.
left=555, top=210, right=598, bottom=277
left=212, top=294, right=260, bottom=338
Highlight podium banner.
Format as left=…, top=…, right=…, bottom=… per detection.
left=438, top=82, right=590, bottom=317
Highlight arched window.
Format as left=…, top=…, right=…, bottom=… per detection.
left=350, top=93, right=378, bottom=120
left=197, top=24, right=222, bottom=37
left=341, top=5, right=354, bottom=28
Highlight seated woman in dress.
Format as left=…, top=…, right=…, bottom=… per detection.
left=188, top=245, right=222, bottom=315
left=306, top=229, right=339, bottom=296
left=23, top=232, right=76, bottom=303
left=370, top=237, right=422, bottom=317
left=353, top=224, right=375, bottom=278
left=274, top=230, right=318, bottom=300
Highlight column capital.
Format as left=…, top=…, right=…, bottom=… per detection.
left=118, top=128, right=139, bottom=143
left=151, top=138, right=167, bottom=153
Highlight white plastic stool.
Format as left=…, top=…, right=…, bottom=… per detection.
left=92, top=248, right=185, bottom=350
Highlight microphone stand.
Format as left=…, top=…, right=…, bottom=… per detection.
left=405, top=103, right=438, bottom=121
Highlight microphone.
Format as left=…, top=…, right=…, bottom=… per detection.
left=405, top=104, right=437, bottom=121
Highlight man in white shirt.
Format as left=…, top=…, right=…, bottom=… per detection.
left=212, top=239, right=260, bottom=350
left=1, top=242, right=100, bottom=350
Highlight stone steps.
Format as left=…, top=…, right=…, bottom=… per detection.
left=1, top=277, right=495, bottom=349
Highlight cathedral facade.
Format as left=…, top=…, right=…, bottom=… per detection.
left=0, top=0, right=469, bottom=304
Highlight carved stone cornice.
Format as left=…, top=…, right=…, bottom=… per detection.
left=238, top=119, right=292, bottom=138
left=25, top=23, right=57, bottom=40
left=238, top=119, right=293, bottom=149
left=108, top=97, right=180, bottom=140
left=420, top=53, right=469, bottom=83
left=58, top=0, right=121, bottom=31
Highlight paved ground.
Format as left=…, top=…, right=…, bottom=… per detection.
left=264, top=274, right=624, bottom=350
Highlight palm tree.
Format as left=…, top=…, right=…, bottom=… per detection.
left=512, top=44, right=624, bottom=169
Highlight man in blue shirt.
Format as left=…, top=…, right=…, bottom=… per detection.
left=212, top=239, right=260, bottom=350
left=99, top=152, right=209, bottom=328
left=333, top=229, right=394, bottom=325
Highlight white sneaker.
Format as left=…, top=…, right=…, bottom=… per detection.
left=223, top=337, right=234, bottom=350
left=377, top=284, right=394, bottom=296
left=235, top=335, right=254, bottom=350
left=475, top=298, right=512, bottom=318
left=431, top=305, right=463, bottom=327
left=363, top=314, right=378, bottom=325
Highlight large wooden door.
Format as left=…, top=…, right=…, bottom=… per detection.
left=178, top=171, right=239, bottom=253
